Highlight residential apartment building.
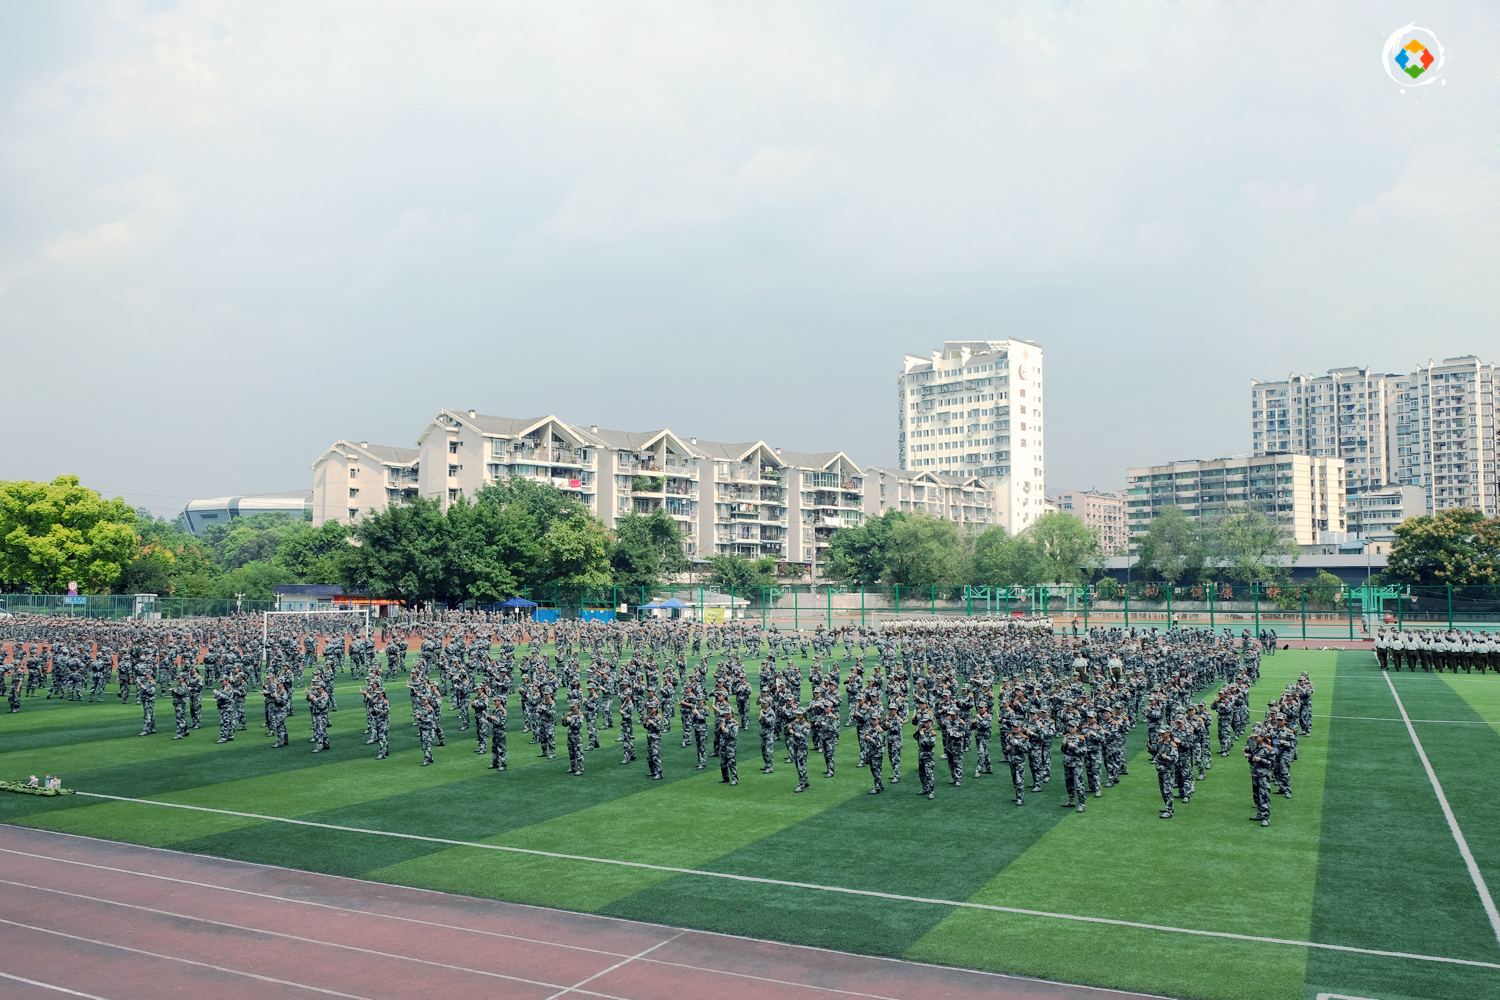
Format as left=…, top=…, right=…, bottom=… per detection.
left=898, top=338, right=1044, bottom=534
left=1125, top=454, right=1345, bottom=552
left=1050, top=489, right=1127, bottom=554
left=318, top=410, right=867, bottom=573
left=1252, top=355, right=1498, bottom=516
left=1393, top=357, right=1498, bottom=517
left=310, top=441, right=420, bottom=526
left=1250, top=367, right=1398, bottom=493
left=1346, top=484, right=1425, bottom=552
left=861, top=467, right=999, bottom=531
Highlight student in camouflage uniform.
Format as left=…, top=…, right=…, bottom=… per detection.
left=370, top=691, right=390, bottom=759
left=688, top=695, right=709, bottom=770
left=486, top=696, right=507, bottom=770
left=618, top=686, right=637, bottom=764
left=860, top=710, right=885, bottom=794
left=1246, top=731, right=1274, bottom=826
left=584, top=685, right=600, bottom=750
left=643, top=705, right=665, bottom=779
left=138, top=674, right=157, bottom=736
left=308, top=682, right=332, bottom=752
left=757, top=694, right=776, bottom=773
left=970, top=702, right=993, bottom=778
left=536, top=692, right=557, bottom=759
left=787, top=710, right=811, bottom=792
left=416, top=692, right=438, bottom=765
left=268, top=681, right=290, bottom=748
left=716, top=699, right=739, bottom=785
left=884, top=706, right=903, bottom=783
left=1150, top=729, right=1179, bottom=818
left=1060, top=721, right=1088, bottom=812
left=168, top=674, right=190, bottom=739
left=915, top=716, right=938, bottom=800
left=186, top=667, right=203, bottom=729
left=213, top=678, right=235, bottom=742
left=565, top=704, right=585, bottom=775
left=941, top=712, right=966, bottom=787
left=1003, top=723, right=1029, bottom=805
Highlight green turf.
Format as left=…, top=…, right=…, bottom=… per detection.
left=4, top=647, right=1500, bottom=1000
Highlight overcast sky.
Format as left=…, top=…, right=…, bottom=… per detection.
left=2, top=2, right=1495, bottom=517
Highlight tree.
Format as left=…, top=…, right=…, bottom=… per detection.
left=707, top=554, right=778, bottom=597
left=213, top=560, right=301, bottom=601
left=346, top=497, right=451, bottom=605
left=609, top=510, right=689, bottom=589
left=475, top=480, right=587, bottom=535
left=449, top=495, right=545, bottom=602
left=1211, top=508, right=1298, bottom=584
left=821, top=511, right=903, bottom=585
left=1136, top=507, right=1208, bottom=585
left=0, top=476, right=138, bottom=592
left=970, top=527, right=1042, bottom=586
left=1384, top=508, right=1500, bottom=586
left=1304, top=569, right=1346, bottom=608
left=1028, top=511, right=1105, bottom=585
left=881, top=515, right=964, bottom=586
left=275, top=519, right=354, bottom=584
left=205, top=512, right=309, bottom=570
left=542, top=511, right=612, bottom=589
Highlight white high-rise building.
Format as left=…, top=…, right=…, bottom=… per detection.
left=1251, top=356, right=1497, bottom=516
left=899, top=338, right=1043, bottom=533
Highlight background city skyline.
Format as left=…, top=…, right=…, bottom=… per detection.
left=2, top=3, right=1496, bottom=518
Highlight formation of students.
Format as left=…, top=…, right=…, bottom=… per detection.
left=1, top=610, right=1316, bottom=822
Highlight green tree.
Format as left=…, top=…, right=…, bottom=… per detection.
left=609, top=510, right=688, bottom=589
left=542, top=511, right=612, bottom=589
left=707, top=554, right=778, bottom=598
left=881, top=514, right=964, bottom=586
left=822, top=511, right=903, bottom=586
left=1304, top=569, right=1346, bottom=608
left=1029, top=511, right=1105, bottom=585
left=1136, top=506, right=1208, bottom=585
left=275, top=519, right=353, bottom=583
left=346, top=497, right=452, bottom=605
left=1211, top=508, right=1298, bottom=584
left=0, top=476, right=138, bottom=592
left=475, top=479, right=587, bottom=535
left=212, top=560, right=301, bottom=601
left=970, top=526, right=1041, bottom=586
left=449, top=495, right=545, bottom=602
left=1384, top=507, right=1500, bottom=586
left=205, top=512, right=310, bottom=570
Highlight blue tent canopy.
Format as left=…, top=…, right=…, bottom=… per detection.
left=658, top=598, right=689, bottom=609
left=498, top=596, right=538, bottom=608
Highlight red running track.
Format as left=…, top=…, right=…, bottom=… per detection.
left=0, top=824, right=1171, bottom=1000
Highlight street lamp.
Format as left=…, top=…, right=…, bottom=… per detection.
left=235, top=592, right=246, bottom=614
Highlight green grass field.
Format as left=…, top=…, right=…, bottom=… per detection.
left=3, top=648, right=1499, bottom=1000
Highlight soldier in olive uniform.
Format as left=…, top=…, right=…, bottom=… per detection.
left=644, top=705, right=665, bottom=779
left=788, top=710, right=811, bottom=792
left=486, top=696, right=508, bottom=770
left=565, top=703, right=586, bottom=775
left=915, top=716, right=938, bottom=800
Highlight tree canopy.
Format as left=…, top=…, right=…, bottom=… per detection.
left=1383, top=507, right=1500, bottom=586
left=1135, top=506, right=1209, bottom=584
left=0, top=476, right=138, bottom=592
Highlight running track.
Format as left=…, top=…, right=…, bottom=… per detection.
left=0, top=825, right=1166, bottom=1000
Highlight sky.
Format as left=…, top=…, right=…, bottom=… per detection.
left=2, top=2, right=1497, bottom=518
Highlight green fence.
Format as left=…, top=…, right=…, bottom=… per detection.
left=491, top=582, right=1500, bottom=639
left=0, top=593, right=277, bottom=620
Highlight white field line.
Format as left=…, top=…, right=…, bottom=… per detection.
left=59, top=791, right=1500, bottom=971
left=1383, top=671, right=1500, bottom=948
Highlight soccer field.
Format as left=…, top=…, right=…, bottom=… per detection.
left=2, top=648, right=1498, bottom=1000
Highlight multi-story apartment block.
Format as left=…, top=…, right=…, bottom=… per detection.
left=898, top=338, right=1044, bottom=534
left=310, top=440, right=420, bottom=526
left=861, top=467, right=998, bottom=530
left=1250, top=367, right=1398, bottom=494
left=1125, top=454, right=1345, bottom=552
left=1346, top=484, right=1425, bottom=552
left=1252, top=356, right=1499, bottom=517
left=1050, top=489, right=1127, bottom=554
left=1393, top=357, right=1498, bottom=517
left=323, top=410, right=867, bottom=573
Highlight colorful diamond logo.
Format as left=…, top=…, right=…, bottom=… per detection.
left=1383, top=24, right=1446, bottom=89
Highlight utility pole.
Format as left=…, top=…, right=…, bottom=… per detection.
left=235, top=592, right=246, bottom=615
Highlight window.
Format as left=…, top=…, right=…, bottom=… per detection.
left=449, top=441, right=458, bottom=455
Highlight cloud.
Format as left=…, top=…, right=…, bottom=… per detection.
left=41, top=173, right=185, bottom=265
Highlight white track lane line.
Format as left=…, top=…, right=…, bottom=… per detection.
left=545, top=931, right=684, bottom=1000
left=1, top=834, right=1173, bottom=1000
left=1383, top=671, right=1500, bottom=948
left=55, top=793, right=1500, bottom=971
left=0, top=918, right=375, bottom=1000
left=0, top=879, right=630, bottom=1000
left=1313, top=714, right=1496, bottom=725
left=0, top=971, right=113, bottom=1000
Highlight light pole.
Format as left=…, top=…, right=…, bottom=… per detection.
left=235, top=592, right=246, bottom=615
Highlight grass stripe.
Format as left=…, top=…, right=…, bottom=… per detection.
left=906, top=650, right=1334, bottom=1000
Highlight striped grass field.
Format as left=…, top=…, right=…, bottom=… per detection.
left=2, top=648, right=1499, bottom=1000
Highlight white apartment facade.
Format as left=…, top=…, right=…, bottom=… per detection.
left=1125, top=454, right=1345, bottom=551
left=1346, top=484, right=1425, bottom=552
left=898, top=338, right=1044, bottom=535
left=1393, top=357, right=1498, bottom=517
left=861, top=467, right=998, bottom=531
left=1250, top=367, right=1398, bottom=493
left=1050, top=490, right=1127, bottom=554
left=310, top=441, right=420, bottom=526
left=326, top=410, right=867, bottom=573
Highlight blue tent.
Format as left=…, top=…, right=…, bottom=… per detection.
left=498, top=596, right=538, bottom=608
left=658, top=598, right=689, bottom=609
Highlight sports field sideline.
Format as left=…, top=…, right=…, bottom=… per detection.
left=2, top=647, right=1498, bottom=1000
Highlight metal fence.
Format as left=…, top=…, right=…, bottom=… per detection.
left=479, top=581, right=1500, bottom=639
left=0, top=593, right=277, bottom=620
